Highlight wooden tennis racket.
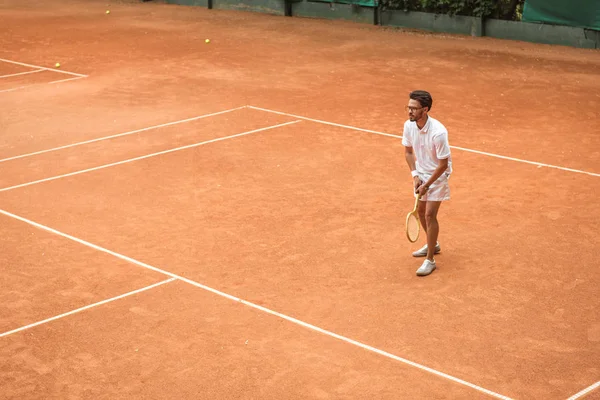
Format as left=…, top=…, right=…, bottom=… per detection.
left=405, top=194, right=421, bottom=243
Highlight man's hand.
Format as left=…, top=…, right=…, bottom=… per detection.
left=416, top=182, right=429, bottom=197
left=413, top=176, right=422, bottom=193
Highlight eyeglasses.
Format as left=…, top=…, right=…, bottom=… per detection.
left=405, top=106, right=423, bottom=112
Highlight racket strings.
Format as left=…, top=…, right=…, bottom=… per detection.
left=407, top=213, right=420, bottom=242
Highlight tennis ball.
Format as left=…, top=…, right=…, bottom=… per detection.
left=106, top=10, right=110, bottom=14
left=55, top=63, right=61, bottom=68
left=205, top=39, right=210, bottom=44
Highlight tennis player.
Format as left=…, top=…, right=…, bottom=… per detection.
left=402, top=90, right=452, bottom=276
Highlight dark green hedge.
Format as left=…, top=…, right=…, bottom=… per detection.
left=380, top=0, right=525, bottom=20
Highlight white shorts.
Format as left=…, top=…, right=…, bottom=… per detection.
left=418, top=173, right=450, bottom=202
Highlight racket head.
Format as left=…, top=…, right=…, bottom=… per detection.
left=406, top=211, right=420, bottom=242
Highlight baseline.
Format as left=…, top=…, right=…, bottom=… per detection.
left=247, top=105, right=600, bottom=178
left=0, top=120, right=301, bottom=192
left=0, top=106, right=246, bottom=164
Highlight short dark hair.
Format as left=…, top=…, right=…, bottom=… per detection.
left=409, top=90, right=433, bottom=111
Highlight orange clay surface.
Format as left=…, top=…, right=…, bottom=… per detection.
left=1, top=1, right=599, bottom=399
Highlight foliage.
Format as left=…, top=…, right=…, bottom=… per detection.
left=379, top=0, right=525, bottom=20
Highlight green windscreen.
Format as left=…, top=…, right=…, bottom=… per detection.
left=313, top=0, right=377, bottom=7
left=522, top=0, right=600, bottom=30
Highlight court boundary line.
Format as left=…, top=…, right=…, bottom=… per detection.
left=0, top=58, right=88, bottom=93
left=0, top=84, right=38, bottom=94
left=0, top=77, right=86, bottom=94
left=247, top=105, right=600, bottom=178
left=0, top=58, right=87, bottom=78
left=48, top=76, right=87, bottom=85
left=0, top=278, right=176, bottom=338
left=0, top=120, right=301, bottom=193
left=566, top=381, right=600, bottom=400
left=0, top=69, right=45, bottom=79
left=0, top=106, right=247, bottom=164
left=0, top=208, right=513, bottom=400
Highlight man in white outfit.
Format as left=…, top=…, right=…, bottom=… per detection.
left=402, top=90, right=452, bottom=276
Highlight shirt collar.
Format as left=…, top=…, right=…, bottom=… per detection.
left=414, top=116, right=431, bottom=134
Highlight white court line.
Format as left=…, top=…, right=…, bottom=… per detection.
left=0, top=106, right=247, bottom=164
left=566, top=381, right=600, bottom=400
left=48, top=75, right=87, bottom=85
left=247, top=105, right=600, bottom=178
left=0, top=278, right=176, bottom=338
left=0, top=120, right=301, bottom=192
left=0, top=76, right=87, bottom=94
left=0, top=84, right=36, bottom=94
left=0, top=58, right=87, bottom=78
left=249, top=105, right=402, bottom=138
left=0, top=69, right=45, bottom=79
left=0, top=208, right=513, bottom=400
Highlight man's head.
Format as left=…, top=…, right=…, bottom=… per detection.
left=407, top=90, right=432, bottom=122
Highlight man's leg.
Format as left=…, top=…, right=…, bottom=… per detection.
left=417, top=199, right=427, bottom=233
left=425, top=201, right=442, bottom=261
left=411, top=199, right=438, bottom=258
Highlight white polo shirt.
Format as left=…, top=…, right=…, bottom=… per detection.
left=402, top=116, right=452, bottom=177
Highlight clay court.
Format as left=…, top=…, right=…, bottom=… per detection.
left=1, top=0, right=599, bottom=399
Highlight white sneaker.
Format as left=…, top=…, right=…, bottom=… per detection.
left=416, top=259, right=436, bottom=276
left=412, top=242, right=441, bottom=257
